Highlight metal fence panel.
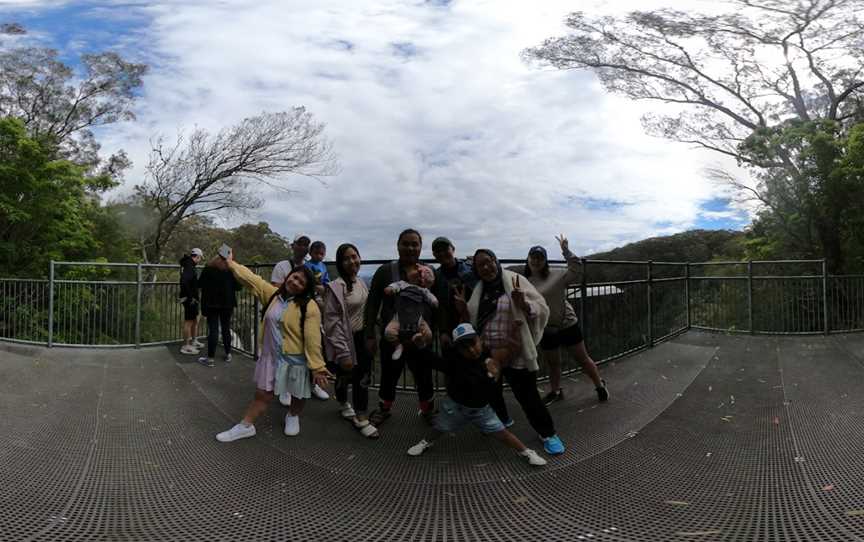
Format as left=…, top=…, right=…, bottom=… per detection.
left=8, top=260, right=864, bottom=388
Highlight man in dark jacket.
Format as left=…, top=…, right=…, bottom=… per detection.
left=363, top=229, right=435, bottom=427
left=179, top=248, right=203, bottom=355
left=431, top=236, right=477, bottom=352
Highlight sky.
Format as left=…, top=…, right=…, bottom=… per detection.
left=0, top=0, right=751, bottom=259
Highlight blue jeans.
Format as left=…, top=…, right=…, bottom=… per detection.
left=433, top=397, right=505, bottom=434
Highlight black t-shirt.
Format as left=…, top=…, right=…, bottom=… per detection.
left=425, top=348, right=496, bottom=408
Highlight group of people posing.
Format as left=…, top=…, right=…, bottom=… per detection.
left=181, top=230, right=609, bottom=467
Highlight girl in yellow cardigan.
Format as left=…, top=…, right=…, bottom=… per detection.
left=216, top=250, right=331, bottom=441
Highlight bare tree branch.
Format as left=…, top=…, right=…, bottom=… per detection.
left=133, top=109, right=339, bottom=263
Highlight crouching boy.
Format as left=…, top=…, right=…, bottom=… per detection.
left=407, top=323, right=546, bottom=467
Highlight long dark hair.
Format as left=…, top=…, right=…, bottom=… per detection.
left=523, top=249, right=550, bottom=279
left=335, top=243, right=361, bottom=293
left=206, top=255, right=229, bottom=272
left=280, top=265, right=316, bottom=303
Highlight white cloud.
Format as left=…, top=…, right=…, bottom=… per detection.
left=24, top=0, right=747, bottom=259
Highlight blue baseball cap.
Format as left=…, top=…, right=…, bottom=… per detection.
left=452, top=323, right=478, bottom=344
left=528, top=245, right=547, bottom=258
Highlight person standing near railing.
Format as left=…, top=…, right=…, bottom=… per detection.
left=179, top=248, right=204, bottom=355
left=197, top=255, right=241, bottom=367
left=519, top=236, right=608, bottom=405
left=270, top=233, right=329, bottom=404
left=458, top=248, right=567, bottom=456
left=431, top=236, right=477, bottom=355
left=322, top=243, right=378, bottom=439
left=215, top=249, right=331, bottom=442
left=363, top=229, right=436, bottom=427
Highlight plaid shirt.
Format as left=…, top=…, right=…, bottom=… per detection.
left=480, top=294, right=528, bottom=368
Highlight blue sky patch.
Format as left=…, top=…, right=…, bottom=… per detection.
left=391, top=41, right=418, bottom=58
left=332, top=39, right=354, bottom=51
left=9, top=2, right=150, bottom=67
left=579, top=197, right=631, bottom=211
left=694, top=197, right=749, bottom=230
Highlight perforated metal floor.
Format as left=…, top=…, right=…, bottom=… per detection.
left=3, top=331, right=864, bottom=541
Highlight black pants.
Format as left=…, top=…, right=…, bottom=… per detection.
left=206, top=308, right=233, bottom=358
left=377, top=338, right=434, bottom=405
left=489, top=367, right=556, bottom=439
left=335, top=331, right=373, bottom=415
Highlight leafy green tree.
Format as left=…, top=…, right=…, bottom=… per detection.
left=736, top=120, right=864, bottom=271
left=526, top=0, right=864, bottom=271
left=0, top=25, right=147, bottom=171
left=0, top=117, right=117, bottom=276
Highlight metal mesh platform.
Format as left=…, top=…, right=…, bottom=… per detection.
left=3, top=331, right=864, bottom=541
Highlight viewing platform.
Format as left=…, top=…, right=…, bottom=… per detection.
left=4, top=330, right=864, bottom=541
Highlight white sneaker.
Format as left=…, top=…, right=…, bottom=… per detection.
left=180, top=344, right=199, bottom=355
left=216, top=423, right=256, bottom=442
left=340, top=402, right=356, bottom=419
left=284, top=414, right=300, bottom=436
left=407, top=439, right=433, bottom=456
left=192, top=339, right=205, bottom=349
left=312, top=384, right=329, bottom=401
left=224, top=353, right=232, bottom=363
left=520, top=448, right=547, bottom=467
left=278, top=392, right=292, bottom=406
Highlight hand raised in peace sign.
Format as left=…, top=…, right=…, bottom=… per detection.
left=555, top=234, right=569, bottom=255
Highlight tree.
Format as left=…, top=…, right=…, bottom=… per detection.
left=526, top=1, right=864, bottom=270
left=0, top=117, right=115, bottom=276
left=526, top=1, right=863, bottom=161
left=0, top=25, right=147, bottom=171
left=133, top=109, right=337, bottom=263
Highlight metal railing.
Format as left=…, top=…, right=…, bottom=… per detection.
left=4, top=258, right=864, bottom=389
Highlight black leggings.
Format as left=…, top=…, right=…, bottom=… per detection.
left=489, top=367, right=556, bottom=439
left=206, top=308, right=233, bottom=358
left=377, top=338, right=434, bottom=405
left=335, top=331, right=373, bottom=415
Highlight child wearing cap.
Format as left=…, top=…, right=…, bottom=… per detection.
left=383, top=264, right=438, bottom=360
left=406, top=323, right=547, bottom=467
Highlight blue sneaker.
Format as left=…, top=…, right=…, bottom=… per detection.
left=543, top=434, right=565, bottom=455
left=502, top=418, right=515, bottom=428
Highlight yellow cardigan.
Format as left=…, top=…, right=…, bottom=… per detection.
left=228, top=261, right=326, bottom=372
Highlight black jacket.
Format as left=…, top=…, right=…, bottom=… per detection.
left=199, top=266, right=241, bottom=312
left=425, top=348, right=496, bottom=408
left=178, top=255, right=199, bottom=301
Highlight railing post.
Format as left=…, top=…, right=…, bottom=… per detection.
left=822, top=259, right=829, bottom=335
left=135, top=263, right=142, bottom=348
left=47, top=260, right=54, bottom=348
left=579, top=258, right=587, bottom=331
left=253, top=266, right=260, bottom=360
left=747, top=260, right=754, bottom=333
left=684, top=263, right=691, bottom=329
left=647, top=261, right=653, bottom=347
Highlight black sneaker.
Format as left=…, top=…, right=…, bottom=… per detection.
left=197, top=356, right=215, bottom=368
left=419, top=408, right=437, bottom=426
left=596, top=380, right=609, bottom=402
left=369, top=407, right=392, bottom=427
left=543, top=389, right=564, bottom=406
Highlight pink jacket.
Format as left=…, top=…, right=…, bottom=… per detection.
left=323, top=279, right=357, bottom=367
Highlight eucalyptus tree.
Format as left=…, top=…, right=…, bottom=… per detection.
left=526, top=0, right=864, bottom=270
